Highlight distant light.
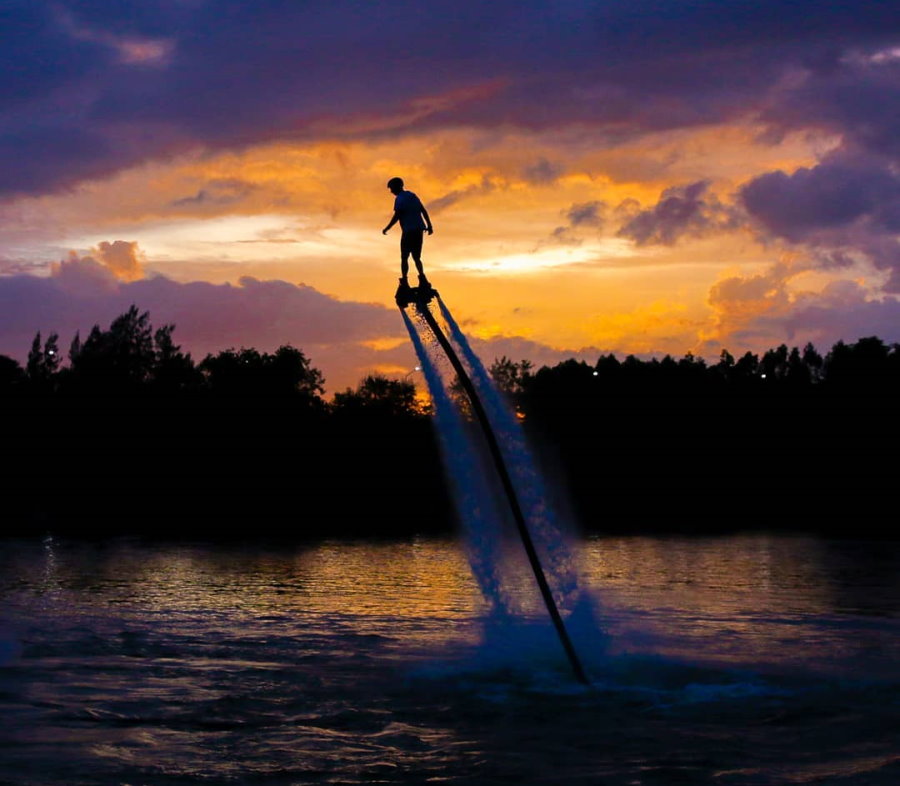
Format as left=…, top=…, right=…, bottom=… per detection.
left=761, top=374, right=767, bottom=379
left=592, top=371, right=598, bottom=376
left=48, top=350, right=56, bottom=355
left=414, top=366, right=421, bottom=372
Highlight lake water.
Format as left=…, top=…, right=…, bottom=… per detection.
left=1, top=533, right=898, bottom=785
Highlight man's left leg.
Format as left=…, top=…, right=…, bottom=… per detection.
left=408, top=231, right=428, bottom=285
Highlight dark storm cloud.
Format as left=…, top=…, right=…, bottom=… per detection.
left=741, top=154, right=900, bottom=241
left=0, top=4, right=101, bottom=110
left=761, top=53, right=900, bottom=159
left=741, top=152, right=900, bottom=289
left=0, top=123, right=114, bottom=196
left=3, top=0, right=900, bottom=197
left=617, top=181, right=740, bottom=245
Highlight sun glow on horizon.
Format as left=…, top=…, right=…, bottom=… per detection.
left=1, top=118, right=877, bottom=393
left=445, top=238, right=641, bottom=275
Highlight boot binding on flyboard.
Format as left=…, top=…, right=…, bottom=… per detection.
left=395, top=276, right=437, bottom=308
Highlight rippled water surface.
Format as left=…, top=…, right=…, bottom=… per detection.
left=1, top=534, right=899, bottom=785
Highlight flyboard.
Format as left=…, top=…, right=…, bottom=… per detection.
left=397, top=279, right=590, bottom=685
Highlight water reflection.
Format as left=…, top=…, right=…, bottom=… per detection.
left=1, top=533, right=897, bottom=675
left=580, top=534, right=900, bottom=675
left=39, top=534, right=61, bottom=596
left=1, top=533, right=899, bottom=785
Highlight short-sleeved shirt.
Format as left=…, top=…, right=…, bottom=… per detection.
left=394, top=190, right=427, bottom=232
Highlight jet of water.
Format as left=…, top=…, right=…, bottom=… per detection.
left=400, top=308, right=509, bottom=613
left=435, top=297, right=581, bottom=611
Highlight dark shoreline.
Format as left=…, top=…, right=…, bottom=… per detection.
left=3, top=317, right=897, bottom=541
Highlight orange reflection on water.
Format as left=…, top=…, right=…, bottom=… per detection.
left=32, top=533, right=897, bottom=672
left=285, top=539, right=487, bottom=619
left=579, top=534, right=847, bottom=668
left=114, top=538, right=488, bottom=648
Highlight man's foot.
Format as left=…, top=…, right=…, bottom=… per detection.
left=395, top=278, right=413, bottom=307
left=418, top=274, right=431, bottom=289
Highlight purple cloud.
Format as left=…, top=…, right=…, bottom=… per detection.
left=737, top=279, right=900, bottom=349
left=3, top=0, right=900, bottom=198
left=741, top=154, right=900, bottom=241
left=544, top=200, right=606, bottom=246
left=522, top=158, right=564, bottom=184
left=566, top=201, right=604, bottom=228
left=429, top=175, right=498, bottom=213
left=741, top=152, right=900, bottom=289
left=783, top=281, right=900, bottom=345
left=0, top=252, right=404, bottom=390
left=170, top=179, right=258, bottom=208
left=617, top=181, right=740, bottom=245
left=704, top=259, right=900, bottom=352
left=762, top=52, right=900, bottom=160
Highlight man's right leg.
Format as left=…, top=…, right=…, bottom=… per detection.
left=407, top=232, right=427, bottom=284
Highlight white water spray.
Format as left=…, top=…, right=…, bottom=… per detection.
left=402, top=301, right=587, bottom=620
left=401, top=308, right=509, bottom=612
left=435, top=298, right=582, bottom=610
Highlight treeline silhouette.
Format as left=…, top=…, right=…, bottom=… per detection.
left=496, top=341, right=899, bottom=535
left=1, top=307, right=897, bottom=538
left=1, top=307, right=448, bottom=538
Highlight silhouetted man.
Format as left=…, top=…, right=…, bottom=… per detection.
left=382, top=177, right=433, bottom=288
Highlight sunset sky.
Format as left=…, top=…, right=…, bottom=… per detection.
left=2, top=1, right=900, bottom=391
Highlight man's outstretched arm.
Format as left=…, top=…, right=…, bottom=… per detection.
left=382, top=212, right=399, bottom=234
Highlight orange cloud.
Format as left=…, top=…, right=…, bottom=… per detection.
left=91, top=240, right=145, bottom=281
left=0, top=121, right=846, bottom=377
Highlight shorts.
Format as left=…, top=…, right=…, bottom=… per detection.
left=400, top=230, right=424, bottom=259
